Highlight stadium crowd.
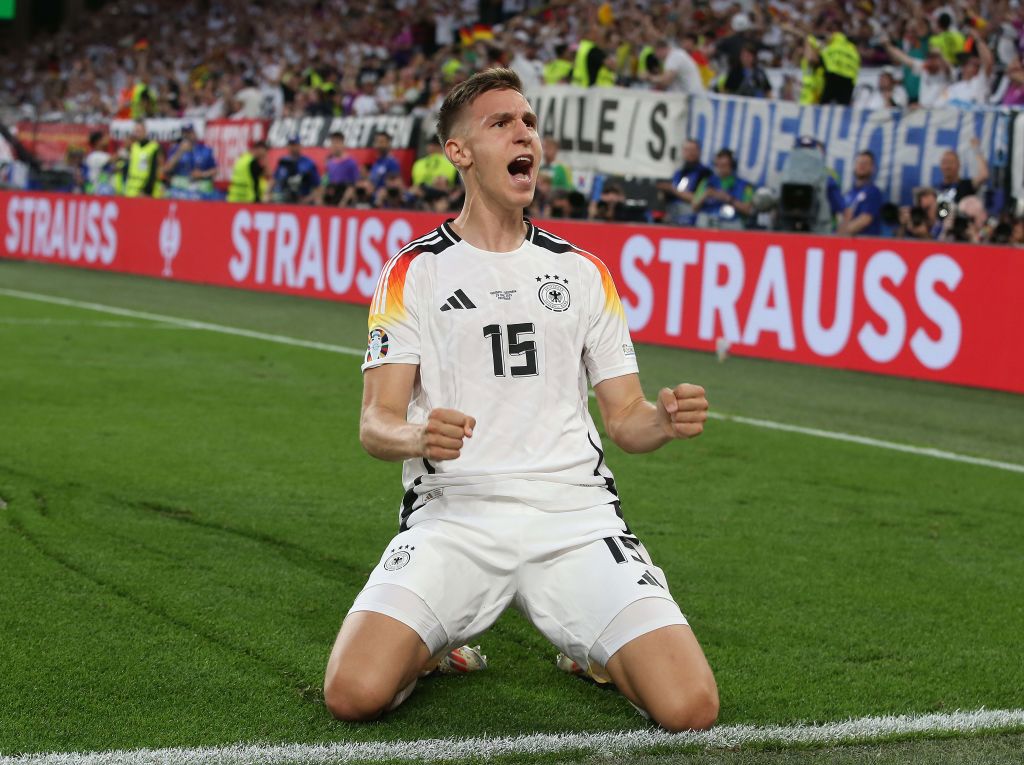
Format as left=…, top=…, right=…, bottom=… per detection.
left=3, top=0, right=1024, bottom=244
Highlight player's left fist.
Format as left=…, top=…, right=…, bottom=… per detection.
left=657, top=384, right=708, bottom=440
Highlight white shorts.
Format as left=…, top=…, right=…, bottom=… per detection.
left=348, top=494, right=687, bottom=668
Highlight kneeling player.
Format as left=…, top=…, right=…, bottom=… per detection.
left=323, top=68, right=718, bottom=732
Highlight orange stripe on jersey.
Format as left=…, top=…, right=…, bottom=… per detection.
left=369, top=249, right=423, bottom=329
left=577, top=249, right=626, bottom=320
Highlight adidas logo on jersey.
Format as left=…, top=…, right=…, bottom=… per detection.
left=440, top=289, right=477, bottom=311
left=637, top=570, right=665, bottom=588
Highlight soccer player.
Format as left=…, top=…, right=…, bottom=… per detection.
left=323, top=68, right=718, bottom=732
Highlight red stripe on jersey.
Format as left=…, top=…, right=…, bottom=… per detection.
left=369, top=248, right=425, bottom=329
left=576, top=249, right=626, bottom=320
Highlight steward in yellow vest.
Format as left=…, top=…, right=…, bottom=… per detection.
left=572, top=39, right=617, bottom=87
left=544, top=45, right=574, bottom=84
left=819, top=27, right=860, bottom=105
left=227, top=141, right=268, bottom=203
left=123, top=121, right=162, bottom=198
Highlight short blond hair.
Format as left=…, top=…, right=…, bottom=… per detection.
left=436, top=68, right=525, bottom=144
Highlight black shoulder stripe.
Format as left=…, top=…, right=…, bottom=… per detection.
left=396, top=226, right=458, bottom=257
left=533, top=227, right=579, bottom=254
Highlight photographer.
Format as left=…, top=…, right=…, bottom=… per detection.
left=942, top=195, right=992, bottom=244
left=692, top=149, right=753, bottom=230
left=898, top=187, right=941, bottom=239
left=272, top=135, right=320, bottom=205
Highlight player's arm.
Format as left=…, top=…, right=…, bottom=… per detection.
left=593, top=373, right=707, bottom=454
left=360, top=363, right=474, bottom=462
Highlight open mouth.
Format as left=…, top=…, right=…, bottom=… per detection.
left=507, top=155, right=534, bottom=184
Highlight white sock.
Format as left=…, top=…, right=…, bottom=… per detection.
left=385, top=677, right=418, bottom=712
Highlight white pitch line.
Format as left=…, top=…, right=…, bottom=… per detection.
left=0, top=288, right=366, bottom=357
left=2, top=708, right=1023, bottom=765
left=1, top=287, right=1021, bottom=476
left=0, top=317, right=196, bottom=329
left=706, top=412, right=1024, bottom=475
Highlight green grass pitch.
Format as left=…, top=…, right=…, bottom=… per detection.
left=0, top=259, right=1022, bottom=764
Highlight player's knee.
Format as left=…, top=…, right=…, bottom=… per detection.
left=323, top=672, right=391, bottom=722
left=650, top=681, right=719, bottom=732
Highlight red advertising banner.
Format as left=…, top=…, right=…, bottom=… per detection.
left=2, top=191, right=1022, bottom=393
left=13, top=123, right=105, bottom=163
left=204, top=119, right=270, bottom=189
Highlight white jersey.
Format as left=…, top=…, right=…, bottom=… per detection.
left=362, top=219, right=639, bottom=529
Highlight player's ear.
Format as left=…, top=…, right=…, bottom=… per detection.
left=445, top=137, right=471, bottom=171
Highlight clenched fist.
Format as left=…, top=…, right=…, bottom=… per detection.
left=656, top=384, right=708, bottom=440
left=420, top=408, right=476, bottom=461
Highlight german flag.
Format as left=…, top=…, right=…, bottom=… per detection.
left=459, top=23, right=494, bottom=46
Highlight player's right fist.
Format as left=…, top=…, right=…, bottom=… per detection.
left=420, top=408, right=476, bottom=461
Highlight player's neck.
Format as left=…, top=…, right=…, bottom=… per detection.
left=451, top=196, right=527, bottom=253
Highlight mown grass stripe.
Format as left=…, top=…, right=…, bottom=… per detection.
left=2, top=287, right=1021, bottom=478
left=3, top=709, right=1023, bottom=764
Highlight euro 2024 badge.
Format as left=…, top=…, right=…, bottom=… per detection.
left=536, top=273, right=570, bottom=312
left=159, top=203, right=181, bottom=277
left=366, top=327, right=389, bottom=363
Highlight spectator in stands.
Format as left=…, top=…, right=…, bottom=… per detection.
left=883, top=35, right=951, bottom=108
left=351, top=78, right=382, bottom=117
left=540, top=136, right=574, bottom=192
left=855, top=68, right=909, bottom=109
left=937, top=139, right=989, bottom=204
left=122, top=120, right=162, bottom=198
left=818, top=18, right=862, bottom=105
left=321, top=131, right=362, bottom=206
left=837, top=151, right=884, bottom=237
left=232, top=76, right=264, bottom=119
left=163, top=124, right=217, bottom=199
left=227, top=140, right=268, bottom=203
left=692, top=148, right=753, bottom=230
left=937, top=29, right=995, bottom=106
left=658, top=138, right=712, bottom=227
left=368, top=131, right=401, bottom=192
left=999, top=56, right=1024, bottom=106
left=898, top=17, right=931, bottom=104
left=715, top=12, right=758, bottom=73
left=83, top=131, right=113, bottom=194
left=273, top=135, right=320, bottom=205
left=509, top=33, right=544, bottom=91
left=648, top=36, right=705, bottom=93
left=719, top=43, right=772, bottom=98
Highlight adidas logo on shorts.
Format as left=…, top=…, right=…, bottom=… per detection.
left=440, top=289, right=476, bottom=311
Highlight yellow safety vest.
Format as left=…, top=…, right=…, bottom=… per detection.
left=800, top=59, right=825, bottom=104
left=637, top=45, right=655, bottom=76
left=821, top=32, right=860, bottom=82
left=573, top=40, right=596, bottom=87
left=930, top=30, right=965, bottom=65
left=412, top=153, right=457, bottom=187
left=130, top=83, right=150, bottom=120
left=596, top=65, right=617, bottom=87
left=227, top=152, right=259, bottom=202
left=543, top=59, right=573, bottom=85
left=124, top=140, right=160, bottom=197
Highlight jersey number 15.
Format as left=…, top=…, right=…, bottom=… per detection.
left=482, top=323, right=538, bottom=377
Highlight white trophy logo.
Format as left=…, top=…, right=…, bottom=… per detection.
left=158, top=203, right=182, bottom=277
